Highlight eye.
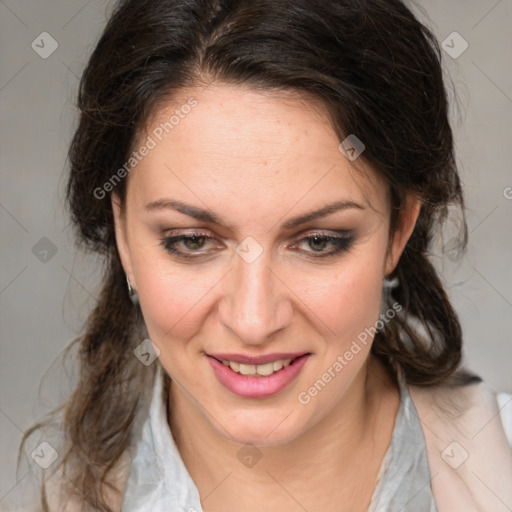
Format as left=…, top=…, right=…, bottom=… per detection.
left=159, top=230, right=355, bottom=260
left=291, top=232, right=355, bottom=257
left=159, top=231, right=218, bottom=259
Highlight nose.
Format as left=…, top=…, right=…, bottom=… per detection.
left=216, top=252, right=294, bottom=345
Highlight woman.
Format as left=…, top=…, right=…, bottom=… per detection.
left=9, top=0, right=512, bottom=511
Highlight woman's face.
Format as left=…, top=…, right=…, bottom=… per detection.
left=112, top=83, right=419, bottom=446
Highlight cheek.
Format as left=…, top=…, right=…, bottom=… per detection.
left=131, top=250, right=218, bottom=343
left=298, top=253, right=385, bottom=342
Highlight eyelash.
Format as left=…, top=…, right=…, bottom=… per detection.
left=159, top=230, right=355, bottom=260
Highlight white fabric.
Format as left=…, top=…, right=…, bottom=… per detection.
left=120, top=364, right=437, bottom=512
left=2, top=366, right=511, bottom=511
left=497, top=392, right=512, bottom=448
left=368, top=367, right=437, bottom=511
left=120, top=366, right=203, bottom=512
left=410, top=380, right=512, bottom=512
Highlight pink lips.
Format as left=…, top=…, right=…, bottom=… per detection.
left=207, top=352, right=311, bottom=398
left=208, top=352, right=309, bottom=365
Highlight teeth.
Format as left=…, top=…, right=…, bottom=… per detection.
left=273, top=360, right=283, bottom=372
left=224, top=358, right=294, bottom=376
left=239, top=364, right=256, bottom=375
left=256, top=362, right=274, bottom=376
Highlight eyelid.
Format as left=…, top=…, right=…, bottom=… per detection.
left=291, top=228, right=354, bottom=240
left=161, top=228, right=353, bottom=243
left=159, top=228, right=355, bottom=260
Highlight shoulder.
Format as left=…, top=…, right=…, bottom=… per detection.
left=408, top=378, right=512, bottom=512
left=408, top=381, right=512, bottom=446
left=409, top=378, right=512, bottom=445
left=46, top=450, right=133, bottom=511
left=4, top=448, right=134, bottom=512
left=497, top=391, right=512, bottom=448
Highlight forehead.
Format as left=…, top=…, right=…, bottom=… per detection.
left=128, top=82, right=388, bottom=218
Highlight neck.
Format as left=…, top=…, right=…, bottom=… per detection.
left=168, top=356, right=398, bottom=512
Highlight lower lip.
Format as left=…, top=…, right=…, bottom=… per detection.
left=207, top=354, right=310, bottom=398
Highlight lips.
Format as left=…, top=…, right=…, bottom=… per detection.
left=206, top=352, right=311, bottom=398
left=207, top=351, right=309, bottom=365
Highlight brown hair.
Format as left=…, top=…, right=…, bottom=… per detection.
left=19, top=0, right=479, bottom=509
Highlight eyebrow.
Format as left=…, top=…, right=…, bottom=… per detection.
left=144, top=198, right=365, bottom=230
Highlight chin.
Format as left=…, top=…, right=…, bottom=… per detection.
left=213, top=408, right=305, bottom=448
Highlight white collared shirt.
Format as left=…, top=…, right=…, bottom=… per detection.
left=121, top=364, right=440, bottom=512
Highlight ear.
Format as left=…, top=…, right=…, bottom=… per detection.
left=384, top=195, right=422, bottom=276
left=111, top=192, right=136, bottom=290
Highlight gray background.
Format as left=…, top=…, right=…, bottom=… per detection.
left=1, top=0, right=511, bottom=503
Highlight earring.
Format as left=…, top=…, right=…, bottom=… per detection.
left=126, top=274, right=135, bottom=296
left=383, top=275, right=399, bottom=289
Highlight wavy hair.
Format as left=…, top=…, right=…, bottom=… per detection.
left=19, top=0, right=479, bottom=510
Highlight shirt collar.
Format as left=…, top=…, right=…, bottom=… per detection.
left=121, top=363, right=204, bottom=512
left=121, top=362, right=435, bottom=512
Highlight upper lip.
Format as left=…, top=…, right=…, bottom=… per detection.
left=207, top=352, right=310, bottom=365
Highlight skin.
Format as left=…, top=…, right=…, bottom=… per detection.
left=112, top=82, right=421, bottom=511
